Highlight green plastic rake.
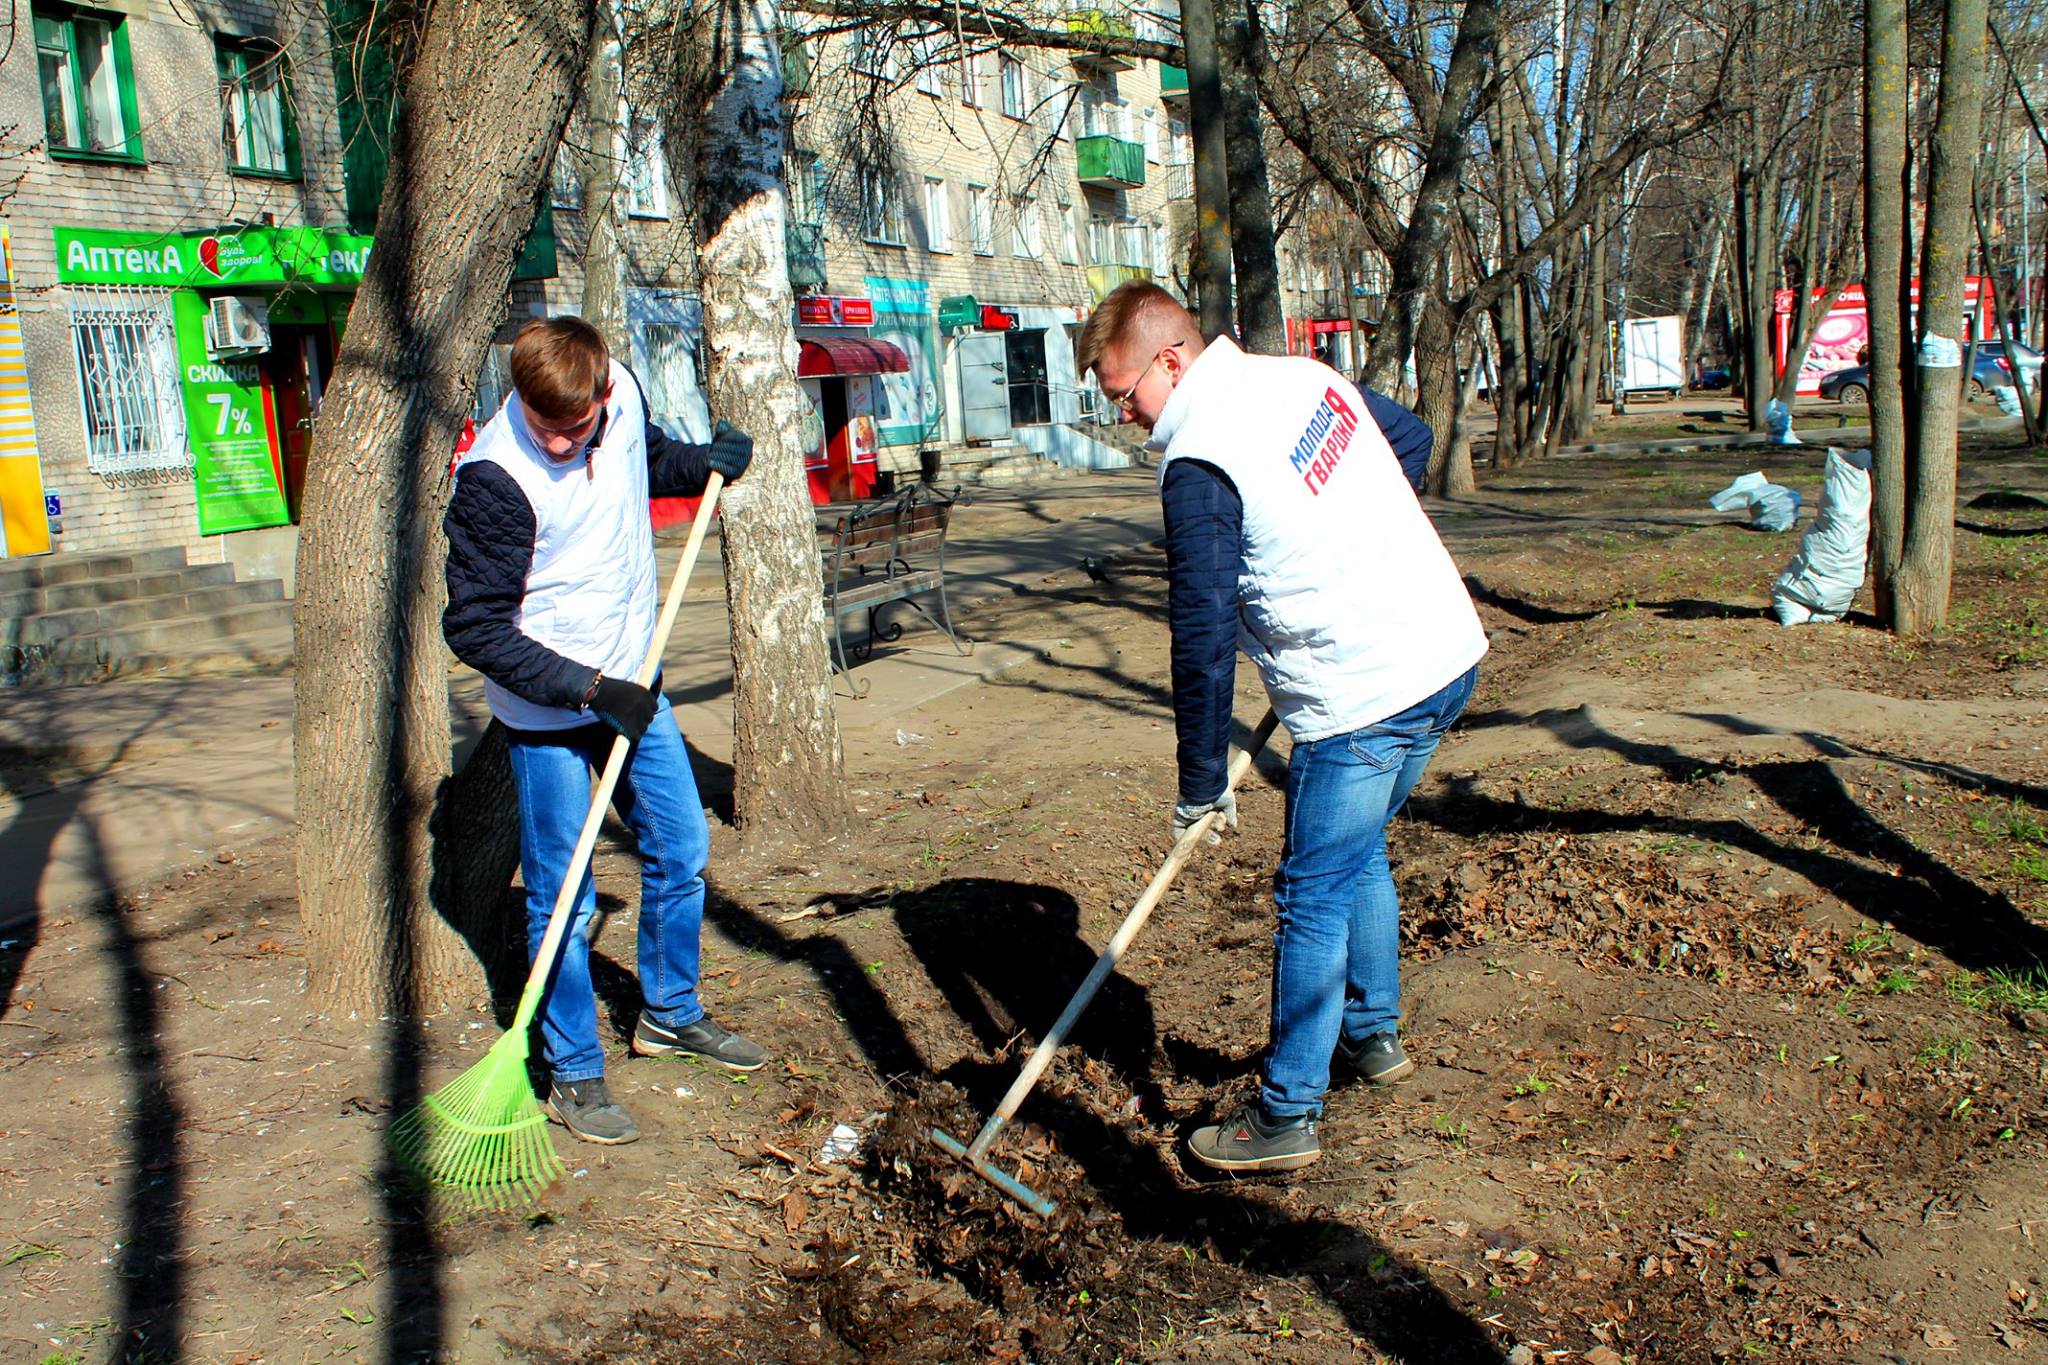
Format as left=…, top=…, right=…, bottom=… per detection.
left=390, top=472, right=726, bottom=1209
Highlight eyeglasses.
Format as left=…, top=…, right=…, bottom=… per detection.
left=1106, top=340, right=1186, bottom=410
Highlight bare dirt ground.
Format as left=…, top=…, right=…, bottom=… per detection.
left=4, top=434, right=2046, bottom=1365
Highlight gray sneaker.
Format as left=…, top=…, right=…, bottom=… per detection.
left=1187, top=1103, right=1321, bottom=1172
left=544, top=1076, right=639, bottom=1145
left=1335, top=1031, right=1416, bottom=1084
left=630, top=1014, right=768, bottom=1072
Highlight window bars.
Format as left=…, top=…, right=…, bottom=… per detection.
left=67, top=285, right=192, bottom=482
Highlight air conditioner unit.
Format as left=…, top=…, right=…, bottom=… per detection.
left=204, top=295, right=271, bottom=357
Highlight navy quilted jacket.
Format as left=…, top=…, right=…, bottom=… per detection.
left=442, top=370, right=718, bottom=710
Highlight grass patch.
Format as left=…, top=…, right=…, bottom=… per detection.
left=1946, top=966, right=2048, bottom=1013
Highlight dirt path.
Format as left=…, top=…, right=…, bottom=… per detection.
left=3, top=439, right=2044, bottom=1365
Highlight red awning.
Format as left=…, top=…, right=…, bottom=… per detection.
left=798, top=337, right=911, bottom=378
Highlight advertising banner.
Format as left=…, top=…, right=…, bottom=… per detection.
left=864, top=275, right=942, bottom=448
left=0, top=228, right=50, bottom=557
left=170, top=293, right=288, bottom=534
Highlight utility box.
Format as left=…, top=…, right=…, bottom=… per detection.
left=1613, top=315, right=1685, bottom=400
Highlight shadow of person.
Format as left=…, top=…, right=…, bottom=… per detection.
left=889, top=878, right=1168, bottom=1120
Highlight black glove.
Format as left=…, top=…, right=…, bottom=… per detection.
left=706, top=419, right=753, bottom=482
left=588, top=675, right=657, bottom=743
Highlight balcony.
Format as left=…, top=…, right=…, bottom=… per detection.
left=1076, top=134, right=1146, bottom=189
left=1086, top=263, right=1152, bottom=302
left=787, top=222, right=826, bottom=289
left=1159, top=64, right=1187, bottom=100
left=1067, top=9, right=1135, bottom=72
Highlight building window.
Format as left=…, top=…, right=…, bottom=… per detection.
left=1057, top=200, right=1079, bottom=264
left=851, top=27, right=897, bottom=80
left=1140, top=106, right=1159, bottom=164
left=923, top=177, right=951, bottom=253
left=999, top=53, right=1026, bottom=119
left=626, top=113, right=669, bottom=218
left=1013, top=196, right=1042, bottom=259
left=788, top=149, right=824, bottom=226
left=66, top=287, right=190, bottom=478
left=960, top=50, right=984, bottom=107
left=913, top=32, right=945, bottom=95
left=862, top=168, right=908, bottom=245
left=1043, top=80, right=1072, bottom=140
left=1151, top=221, right=1168, bottom=276
left=216, top=37, right=298, bottom=178
left=968, top=183, right=993, bottom=255
left=549, top=143, right=582, bottom=209
left=35, top=5, right=142, bottom=162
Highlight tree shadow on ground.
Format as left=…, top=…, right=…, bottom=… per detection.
left=706, top=882, right=1513, bottom=1363
left=1411, top=707, right=2048, bottom=978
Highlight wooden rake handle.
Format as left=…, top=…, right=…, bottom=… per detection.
left=964, top=706, right=1282, bottom=1160
left=511, top=473, right=726, bottom=1032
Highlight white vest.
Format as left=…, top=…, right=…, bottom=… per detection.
left=460, top=361, right=658, bottom=731
left=1153, top=338, right=1487, bottom=742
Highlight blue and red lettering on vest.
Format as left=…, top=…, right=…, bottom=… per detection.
left=1285, top=386, right=1360, bottom=496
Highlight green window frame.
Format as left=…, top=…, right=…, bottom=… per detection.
left=34, top=4, right=144, bottom=164
left=216, top=36, right=301, bottom=180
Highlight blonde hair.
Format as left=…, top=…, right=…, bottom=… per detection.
left=1076, top=281, right=1193, bottom=375
left=510, top=316, right=610, bottom=421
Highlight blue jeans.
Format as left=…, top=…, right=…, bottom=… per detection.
left=1262, top=665, right=1478, bottom=1120
left=506, top=695, right=710, bottom=1084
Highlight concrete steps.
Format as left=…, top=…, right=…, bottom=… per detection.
left=2, top=546, right=293, bottom=688
left=938, top=441, right=1082, bottom=489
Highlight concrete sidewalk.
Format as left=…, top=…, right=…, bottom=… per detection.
left=0, top=471, right=1166, bottom=928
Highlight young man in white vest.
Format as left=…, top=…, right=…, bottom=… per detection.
left=442, top=316, right=759, bottom=1145
left=1078, top=283, right=1487, bottom=1172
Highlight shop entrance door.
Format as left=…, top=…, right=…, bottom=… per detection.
left=263, top=324, right=334, bottom=521
left=957, top=332, right=1011, bottom=441
left=1005, top=328, right=1052, bottom=425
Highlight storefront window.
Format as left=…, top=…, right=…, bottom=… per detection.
left=67, top=286, right=190, bottom=478
left=217, top=37, right=299, bottom=178
left=35, top=5, right=142, bottom=163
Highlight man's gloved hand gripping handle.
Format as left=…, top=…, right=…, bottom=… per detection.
left=588, top=675, right=657, bottom=743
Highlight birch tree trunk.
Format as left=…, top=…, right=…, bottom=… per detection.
left=578, top=10, right=630, bottom=354
left=694, top=0, right=848, bottom=840
left=1895, top=0, right=1991, bottom=636
left=295, top=0, right=592, bottom=1015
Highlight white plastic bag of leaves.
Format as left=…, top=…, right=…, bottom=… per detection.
left=1709, top=470, right=1803, bottom=533
left=1772, top=447, right=1872, bottom=625
left=1765, top=398, right=1802, bottom=446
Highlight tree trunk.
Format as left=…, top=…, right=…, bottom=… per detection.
left=1364, top=0, right=1500, bottom=391
left=1976, top=197, right=2039, bottom=442
left=1772, top=95, right=1834, bottom=408
left=1413, top=295, right=1458, bottom=474
left=1180, top=0, right=1236, bottom=339
left=1866, top=0, right=1909, bottom=619
left=1217, top=0, right=1283, bottom=354
left=294, top=0, right=591, bottom=1015
left=578, top=10, right=630, bottom=355
left=694, top=0, right=849, bottom=841
left=1687, top=213, right=1725, bottom=382
left=1895, top=0, right=1991, bottom=637
left=1438, top=323, right=1483, bottom=496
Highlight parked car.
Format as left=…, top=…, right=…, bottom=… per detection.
left=1691, top=366, right=1732, bottom=391
left=1820, top=341, right=2043, bottom=405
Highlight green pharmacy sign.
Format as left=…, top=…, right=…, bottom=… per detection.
left=53, top=225, right=375, bottom=289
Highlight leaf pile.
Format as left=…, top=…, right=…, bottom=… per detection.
left=1409, top=833, right=1854, bottom=991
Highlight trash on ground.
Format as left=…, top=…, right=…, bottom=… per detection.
left=817, top=1122, right=864, bottom=1164
left=1709, top=470, right=1802, bottom=532
left=1764, top=398, right=1801, bottom=446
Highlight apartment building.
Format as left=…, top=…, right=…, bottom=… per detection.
left=779, top=11, right=1192, bottom=493
left=0, top=1, right=705, bottom=572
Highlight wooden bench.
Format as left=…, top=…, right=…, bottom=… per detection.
left=819, top=486, right=971, bottom=694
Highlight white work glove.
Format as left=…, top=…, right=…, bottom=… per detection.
left=1172, top=790, right=1239, bottom=845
